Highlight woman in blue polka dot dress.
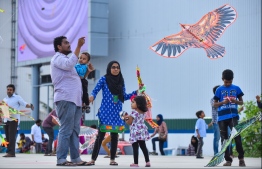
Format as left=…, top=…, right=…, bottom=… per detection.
left=85, top=61, right=137, bottom=166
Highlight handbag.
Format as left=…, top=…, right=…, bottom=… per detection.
left=158, top=133, right=167, bottom=141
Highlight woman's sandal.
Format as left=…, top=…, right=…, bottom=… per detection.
left=104, top=155, right=110, bottom=158
left=84, top=161, right=95, bottom=166
left=56, top=161, right=76, bottom=166
left=110, top=161, right=118, bottom=166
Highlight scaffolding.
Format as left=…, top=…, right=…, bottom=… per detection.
left=11, top=0, right=17, bottom=85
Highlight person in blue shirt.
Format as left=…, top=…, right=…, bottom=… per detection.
left=75, top=52, right=94, bottom=114
left=213, top=69, right=245, bottom=167
left=194, top=110, right=213, bottom=159
left=211, top=85, right=220, bottom=155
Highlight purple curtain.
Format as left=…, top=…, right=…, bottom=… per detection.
left=18, top=0, right=88, bottom=62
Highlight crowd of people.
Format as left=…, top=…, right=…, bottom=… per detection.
left=0, top=36, right=261, bottom=168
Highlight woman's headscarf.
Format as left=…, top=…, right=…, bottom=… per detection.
left=104, top=61, right=125, bottom=103
left=156, top=114, right=163, bottom=126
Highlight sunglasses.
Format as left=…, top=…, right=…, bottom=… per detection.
left=111, top=66, right=120, bottom=69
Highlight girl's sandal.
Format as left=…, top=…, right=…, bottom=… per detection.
left=130, top=163, right=139, bottom=167
left=145, top=162, right=151, bottom=167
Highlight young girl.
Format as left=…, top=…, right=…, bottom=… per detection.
left=125, top=95, right=151, bottom=167
left=187, top=135, right=199, bottom=156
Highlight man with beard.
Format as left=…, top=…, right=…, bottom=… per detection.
left=0, top=84, right=34, bottom=157
left=51, top=36, right=87, bottom=166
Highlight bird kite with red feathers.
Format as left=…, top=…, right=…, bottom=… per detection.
left=150, top=4, right=237, bottom=59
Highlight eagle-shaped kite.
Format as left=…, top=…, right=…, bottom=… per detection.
left=150, top=4, right=237, bottom=59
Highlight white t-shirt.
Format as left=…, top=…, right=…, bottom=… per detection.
left=31, top=124, right=42, bottom=143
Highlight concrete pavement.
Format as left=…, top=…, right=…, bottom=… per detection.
left=0, top=154, right=261, bottom=168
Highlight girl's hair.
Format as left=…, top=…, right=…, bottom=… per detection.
left=191, top=135, right=198, bottom=151
left=133, top=96, right=148, bottom=113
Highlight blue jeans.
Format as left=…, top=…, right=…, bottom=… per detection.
left=56, top=101, right=82, bottom=164
left=213, top=123, right=220, bottom=155
left=152, top=137, right=165, bottom=155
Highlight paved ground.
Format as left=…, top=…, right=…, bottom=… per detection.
left=0, top=154, right=261, bottom=168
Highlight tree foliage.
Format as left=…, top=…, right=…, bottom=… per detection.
left=233, top=100, right=261, bottom=157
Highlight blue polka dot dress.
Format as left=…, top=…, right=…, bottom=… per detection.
left=91, top=76, right=137, bottom=133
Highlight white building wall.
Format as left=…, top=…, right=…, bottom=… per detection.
left=88, top=0, right=261, bottom=120
left=0, top=0, right=12, bottom=99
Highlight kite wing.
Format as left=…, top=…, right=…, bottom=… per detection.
left=150, top=31, right=200, bottom=58
left=206, top=112, right=262, bottom=167
left=189, top=4, right=237, bottom=44
left=79, top=136, right=96, bottom=151
left=0, top=104, right=10, bottom=118
left=50, top=115, right=98, bottom=137
left=1, top=102, right=34, bottom=121
left=79, top=126, right=98, bottom=137
left=150, top=4, right=237, bottom=59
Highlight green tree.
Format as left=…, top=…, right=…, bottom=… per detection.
left=233, top=100, right=261, bottom=157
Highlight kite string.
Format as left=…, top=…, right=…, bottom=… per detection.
left=0, top=0, right=23, bottom=31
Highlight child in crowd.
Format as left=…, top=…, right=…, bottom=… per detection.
left=256, top=95, right=262, bottom=109
left=75, top=52, right=94, bottom=113
left=16, top=133, right=26, bottom=153
left=102, top=134, right=119, bottom=158
left=124, top=96, right=151, bottom=167
left=187, top=135, right=199, bottom=156
left=194, top=110, right=213, bottom=159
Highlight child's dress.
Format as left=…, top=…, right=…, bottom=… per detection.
left=129, top=110, right=150, bottom=143
left=187, top=144, right=196, bottom=156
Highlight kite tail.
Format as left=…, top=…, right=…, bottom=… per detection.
left=145, top=119, right=159, bottom=128
left=204, top=44, right=225, bottom=59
